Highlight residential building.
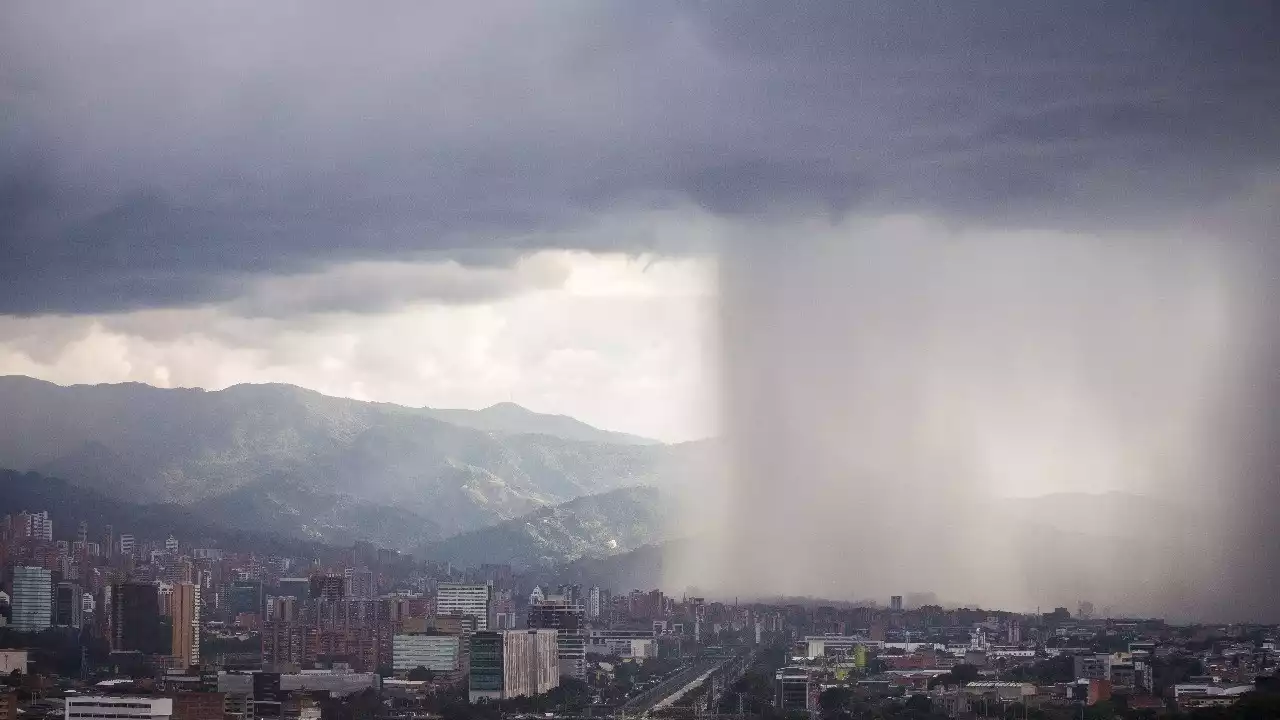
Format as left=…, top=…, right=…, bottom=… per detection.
left=309, top=574, right=346, bottom=604
left=890, top=596, right=903, bottom=612
left=436, top=583, right=491, bottom=631
left=11, top=567, right=52, bottom=632
left=587, top=587, right=603, bottom=620
left=65, top=696, right=173, bottom=720
left=172, top=582, right=200, bottom=669
left=344, top=569, right=374, bottom=600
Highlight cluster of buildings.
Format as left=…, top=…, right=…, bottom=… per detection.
left=771, top=600, right=1279, bottom=716
left=6, top=514, right=1280, bottom=718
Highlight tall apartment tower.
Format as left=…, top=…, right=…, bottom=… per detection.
left=587, top=587, right=602, bottom=620
left=890, top=595, right=903, bottom=612
left=11, top=566, right=53, bottom=632
left=29, top=511, right=52, bottom=542
left=344, top=569, right=374, bottom=600
left=172, top=582, right=201, bottom=669
left=436, top=583, right=492, bottom=631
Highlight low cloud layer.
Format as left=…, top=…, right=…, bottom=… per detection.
left=0, top=252, right=716, bottom=442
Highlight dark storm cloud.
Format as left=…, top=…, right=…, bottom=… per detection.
left=1, top=1, right=1277, bottom=314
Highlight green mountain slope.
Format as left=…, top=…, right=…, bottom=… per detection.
left=416, top=486, right=666, bottom=569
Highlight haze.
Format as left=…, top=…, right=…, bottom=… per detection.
left=3, top=2, right=1278, bottom=621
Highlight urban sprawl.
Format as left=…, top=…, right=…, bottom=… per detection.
left=2, top=511, right=1278, bottom=720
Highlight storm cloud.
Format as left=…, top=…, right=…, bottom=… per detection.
left=4, top=2, right=1280, bottom=618
left=3, top=1, right=1277, bottom=313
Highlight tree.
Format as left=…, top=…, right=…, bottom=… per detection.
left=407, top=666, right=435, bottom=682
left=949, top=663, right=979, bottom=686
left=904, top=694, right=932, bottom=713
left=819, top=686, right=852, bottom=713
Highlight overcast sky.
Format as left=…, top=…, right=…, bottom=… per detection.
left=2, top=1, right=1277, bottom=446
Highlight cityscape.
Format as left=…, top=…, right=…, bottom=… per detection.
left=2, top=512, right=1279, bottom=719
left=3, top=2, right=1279, bottom=720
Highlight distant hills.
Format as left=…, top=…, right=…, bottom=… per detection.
left=0, top=376, right=692, bottom=552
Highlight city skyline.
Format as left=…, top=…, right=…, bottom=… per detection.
left=3, top=0, right=1279, bottom=663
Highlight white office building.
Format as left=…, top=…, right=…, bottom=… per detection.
left=436, top=583, right=491, bottom=631
left=66, top=696, right=173, bottom=720
left=11, top=566, right=52, bottom=632
left=393, top=633, right=462, bottom=674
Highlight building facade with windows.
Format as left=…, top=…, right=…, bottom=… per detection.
left=436, top=583, right=491, bottom=631
left=66, top=697, right=173, bottom=720
left=11, top=567, right=52, bottom=632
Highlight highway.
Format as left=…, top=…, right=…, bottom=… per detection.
left=616, top=650, right=753, bottom=718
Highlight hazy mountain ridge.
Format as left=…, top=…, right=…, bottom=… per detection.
left=416, top=485, right=666, bottom=569
left=0, top=376, right=681, bottom=547
left=420, top=401, right=658, bottom=446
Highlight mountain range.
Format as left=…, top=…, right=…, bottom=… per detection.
left=0, top=375, right=691, bottom=554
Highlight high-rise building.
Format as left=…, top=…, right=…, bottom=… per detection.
left=528, top=597, right=586, bottom=680
left=587, top=587, right=603, bottom=620
left=277, top=578, right=311, bottom=602
left=172, top=582, right=201, bottom=669
left=269, top=596, right=298, bottom=623
left=468, top=630, right=559, bottom=702
left=309, top=574, right=346, bottom=604
left=113, top=582, right=164, bottom=654
left=118, top=534, right=135, bottom=558
left=436, top=583, right=491, bottom=631
left=11, top=567, right=52, bottom=632
left=344, top=569, right=374, bottom=600
left=890, top=595, right=903, bottom=612
left=28, top=511, right=52, bottom=542
left=165, top=535, right=179, bottom=553
left=54, top=581, right=83, bottom=628
left=228, top=580, right=263, bottom=618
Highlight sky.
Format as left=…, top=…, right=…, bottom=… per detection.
left=4, top=2, right=1280, bottom=616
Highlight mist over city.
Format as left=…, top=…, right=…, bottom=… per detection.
left=1, top=2, right=1279, bottom=719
